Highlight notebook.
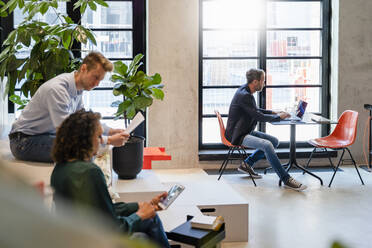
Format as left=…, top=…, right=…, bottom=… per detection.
left=285, top=100, right=308, bottom=121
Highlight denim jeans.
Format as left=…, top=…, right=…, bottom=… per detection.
left=9, top=133, right=55, bottom=163
left=242, top=131, right=290, bottom=182
left=135, top=214, right=170, bottom=248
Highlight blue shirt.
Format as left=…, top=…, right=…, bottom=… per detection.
left=11, top=72, right=110, bottom=136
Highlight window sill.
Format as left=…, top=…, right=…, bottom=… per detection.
left=198, top=148, right=337, bottom=161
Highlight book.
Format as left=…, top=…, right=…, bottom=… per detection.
left=190, top=215, right=224, bottom=231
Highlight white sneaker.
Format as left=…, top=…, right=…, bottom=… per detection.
left=284, top=177, right=307, bottom=191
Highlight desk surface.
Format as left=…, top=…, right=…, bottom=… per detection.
left=270, top=113, right=337, bottom=125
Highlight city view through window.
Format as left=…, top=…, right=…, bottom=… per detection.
left=200, top=0, right=328, bottom=147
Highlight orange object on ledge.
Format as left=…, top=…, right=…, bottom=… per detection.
left=143, top=147, right=172, bottom=169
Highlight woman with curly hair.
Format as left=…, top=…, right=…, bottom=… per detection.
left=50, top=109, right=170, bottom=247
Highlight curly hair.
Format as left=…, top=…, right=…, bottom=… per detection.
left=52, top=109, right=101, bottom=163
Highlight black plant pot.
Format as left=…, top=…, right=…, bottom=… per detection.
left=112, top=135, right=145, bottom=179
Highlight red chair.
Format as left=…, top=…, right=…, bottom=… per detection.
left=215, top=110, right=256, bottom=186
left=305, top=110, right=364, bottom=187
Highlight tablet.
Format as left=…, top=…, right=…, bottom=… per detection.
left=158, top=184, right=185, bottom=210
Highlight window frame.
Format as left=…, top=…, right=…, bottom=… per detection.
left=1, top=0, right=147, bottom=136
left=198, top=0, right=331, bottom=150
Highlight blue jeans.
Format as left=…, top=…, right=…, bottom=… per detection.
left=9, top=133, right=55, bottom=163
left=242, top=131, right=290, bottom=182
left=135, top=214, right=170, bottom=248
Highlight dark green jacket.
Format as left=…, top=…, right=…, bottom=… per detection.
left=51, top=160, right=141, bottom=233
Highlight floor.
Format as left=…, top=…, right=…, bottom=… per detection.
left=153, top=167, right=372, bottom=248
left=1, top=131, right=371, bottom=248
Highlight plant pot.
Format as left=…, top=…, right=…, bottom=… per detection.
left=112, top=135, right=144, bottom=179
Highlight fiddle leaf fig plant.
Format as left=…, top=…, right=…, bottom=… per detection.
left=110, top=53, right=164, bottom=122
left=0, top=0, right=109, bottom=109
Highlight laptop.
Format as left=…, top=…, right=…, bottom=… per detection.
left=285, top=100, right=308, bottom=121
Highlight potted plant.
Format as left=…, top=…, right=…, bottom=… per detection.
left=0, top=0, right=107, bottom=109
left=110, top=53, right=164, bottom=179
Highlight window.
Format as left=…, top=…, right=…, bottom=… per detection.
left=199, top=0, right=330, bottom=149
left=4, top=0, right=146, bottom=132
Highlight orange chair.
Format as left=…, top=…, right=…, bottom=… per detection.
left=215, top=110, right=256, bottom=186
left=305, top=110, right=364, bottom=187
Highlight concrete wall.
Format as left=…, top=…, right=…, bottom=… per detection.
left=338, top=0, right=372, bottom=165
left=146, top=0, right=372, bottom=168
left=148, top=0, right=199, bottom=168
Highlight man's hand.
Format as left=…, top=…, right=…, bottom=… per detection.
left=150, top=192, right=168, bottom=211
left=109, top=128, right=125, bottom=136
left=107, top=131, right=130, bottom=147
left=278, top=112, right=291, bottom=119
left=136, top=202, right=156, bottom=220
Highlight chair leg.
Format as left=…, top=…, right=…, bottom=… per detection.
left=328, top=149, right=345, bottom=187
left=324, top=148, right=337, bottom=172
left=303, top=147, right=316, bottom=175
left=345, top=147, right=365, bottom=185
left=218, top=148, right=233, bottom=180
left=240, top=149, right=257, bottom=187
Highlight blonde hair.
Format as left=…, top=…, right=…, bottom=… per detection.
left=80, top=52, right=113, bottom=72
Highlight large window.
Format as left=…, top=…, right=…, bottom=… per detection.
left=199, top=0, right=330, bottom=149
left=3, top=0, right=146, bottom=131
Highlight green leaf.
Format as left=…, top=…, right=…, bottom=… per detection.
left=39, top=2, right=49, bottom=15
left=0, top=46, right=11, bottom=62
left=9, top=94, right=21, bottom=104
left=6, top=55, right=24, bottom=71
left=111, top=74, right=124, bottom=83
left=113, top=89, right=121, bottom=96
left=83, top=27, right=96, bottom=46
left=119, top=100, right=132, bottom=113
left=62, top=15, right=74, bottom=24
left=134, top=96, right=153, bottom=109
left=128, top=53, right=143, bottom=75
left=80, top=2, right=87, bottom=14
left=18, top=0, right=25, bottom=9
left=126, top=105, right=136, bottom=120
left=114, top=61, right=128, bottom=76
left=8, top=0, right=18, bottom=13
left=51, top=0, right=58, bottom=9
left=152, top=73, right=162, bottom=84
left=20, top=80, right=29, bottom=98
left=152, top=88, right=164, bottom=100
left=62, top=29, right=73, bottom=49
left=3, top=30, right=17, bottom=45
left=88, top=1, right=96, bottom=11
left=132, top=70, right=145, bottom=83
left=94, top=0, right=109, bottom=8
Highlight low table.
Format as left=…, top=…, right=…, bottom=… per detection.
left=143, top=147, right=171, bottom=169
left=166, top=220, right=225, bottom=248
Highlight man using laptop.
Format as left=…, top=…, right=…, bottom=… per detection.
left=225, top=68, right=307, bottom=191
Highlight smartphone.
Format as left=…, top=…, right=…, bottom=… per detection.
left=158, top=184, right=185, bottom=210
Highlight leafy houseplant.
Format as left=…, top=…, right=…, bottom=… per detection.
left=109, top=53, right=165, bottom=179
left=110, top=53, right=164, bottom=124
left=0, top=0, right=108, bottom=109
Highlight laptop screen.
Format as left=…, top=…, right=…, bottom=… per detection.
left=296, top=100, right=308, bottom=118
